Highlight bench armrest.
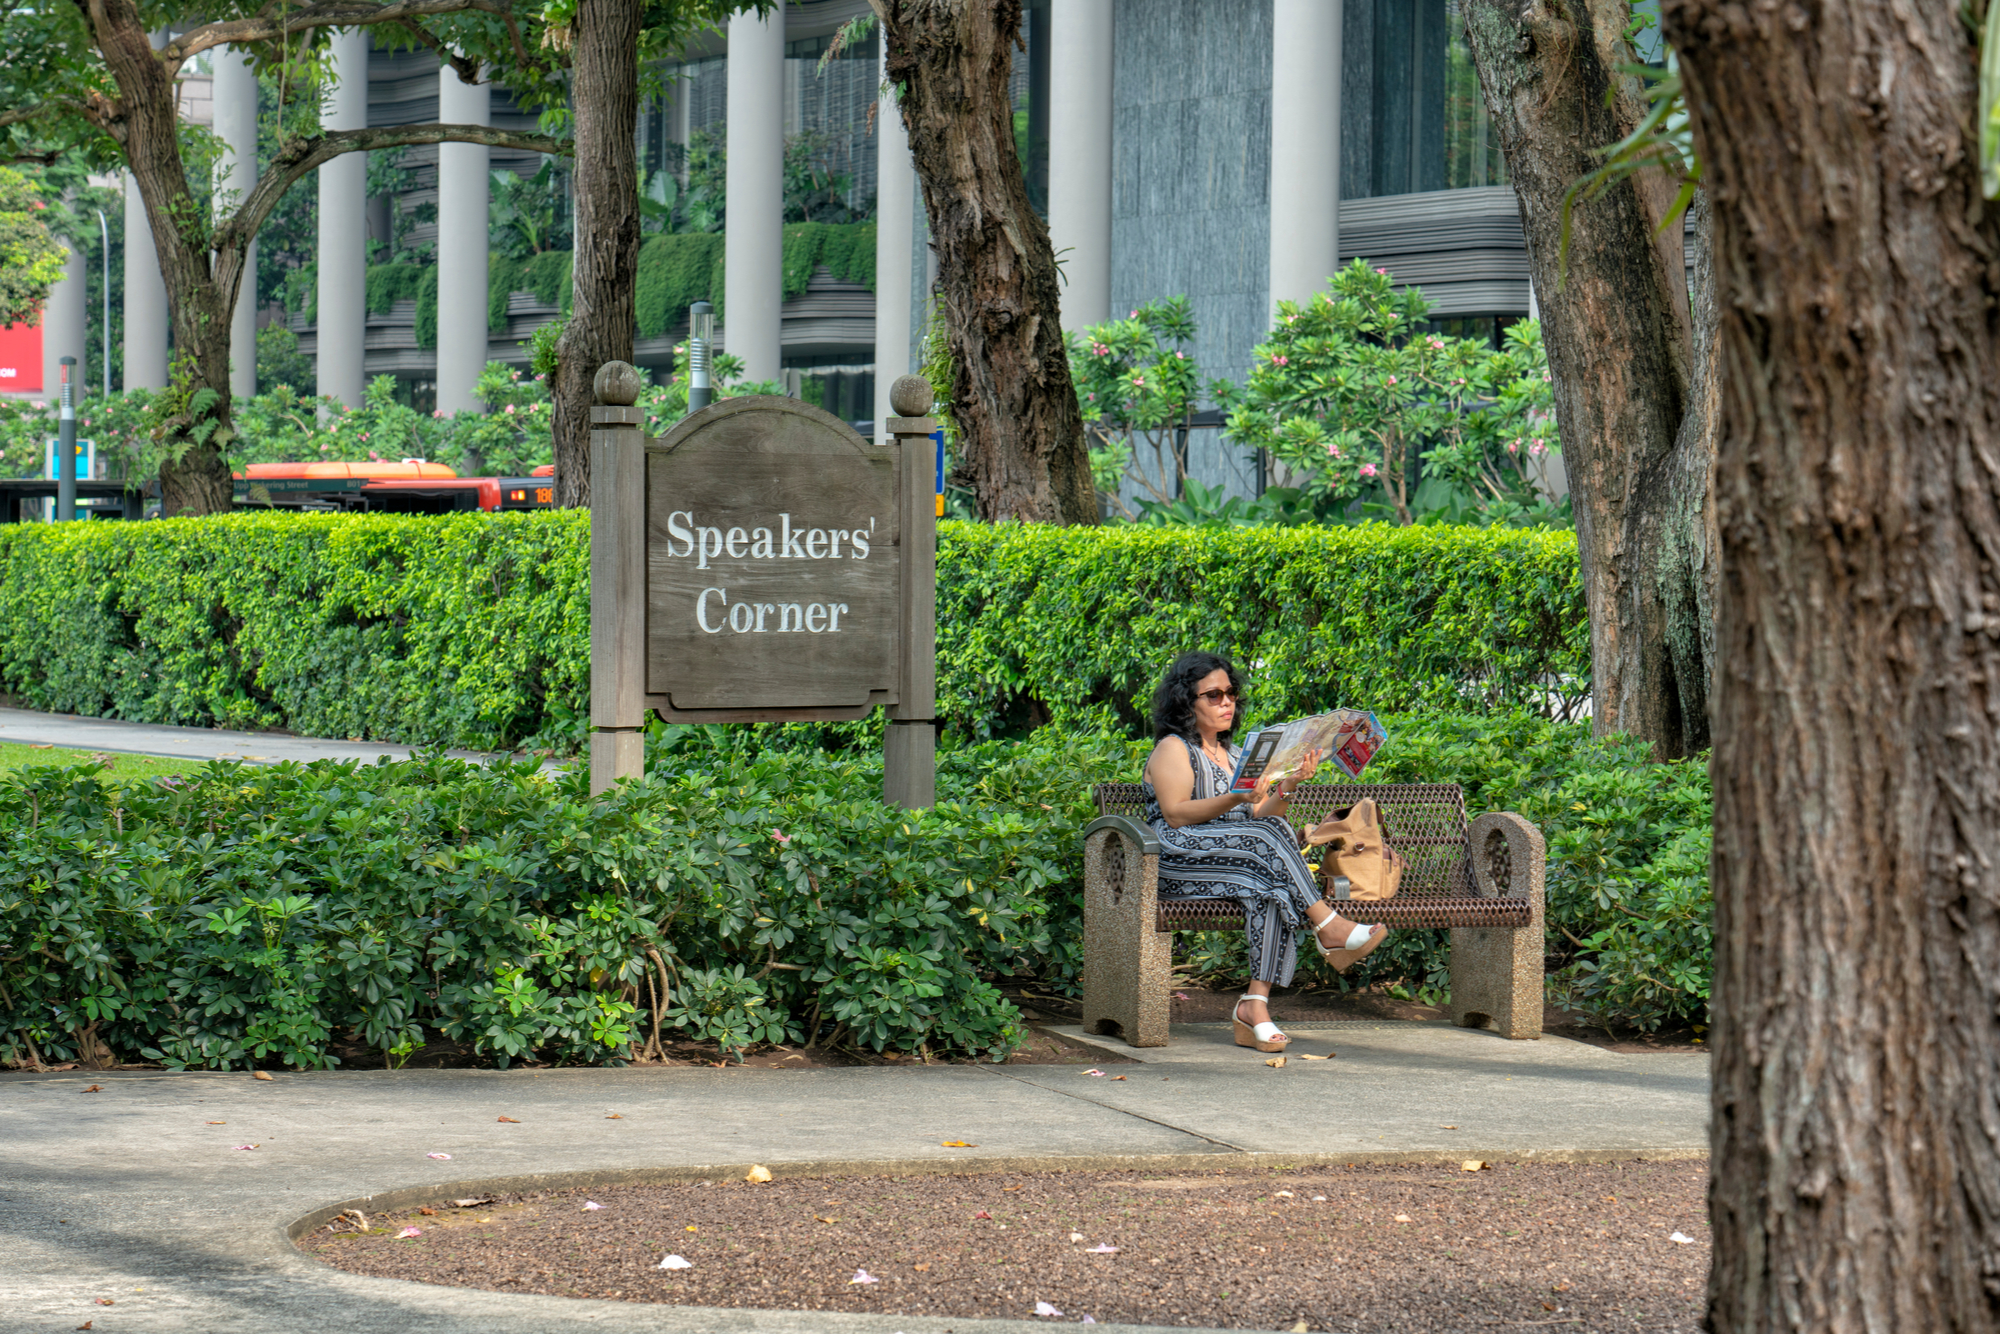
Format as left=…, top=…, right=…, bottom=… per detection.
left=1468, top=811, right=1546, bottom=899
left=1083, top=814, right=1159, bottom=857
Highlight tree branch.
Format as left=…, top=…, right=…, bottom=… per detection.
left=216, top=123, right=568, bottom=253
left=162, top=1, right=512, bottom=66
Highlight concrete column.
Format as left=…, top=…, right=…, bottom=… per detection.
left=317, top=28, right=369, bottom=409
left=436, top=62, right=491, bottom=416
left=723, top=8, right=784, bottom=384
left=1047, top=0, right=1113, bottom=333
left=872, top=33, right=915, bottom=445
left=213, top=44, right=260, bottom=398
left=1268, top=0, right=1342, bottom=313
left=122, top=172, right=169, bottom=390
left=42, top=228, right=87, bottom=403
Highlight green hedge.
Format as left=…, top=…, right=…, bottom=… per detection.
left=0, top=709, right=1709, bottom=1073
left=0, top=515, right=1585, bottom=751
left=0, top=515, right=1585, bottom=750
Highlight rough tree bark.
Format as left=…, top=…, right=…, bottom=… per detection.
left=550, top=0, right=640, bottom=509
left=70, top=0, right=561, bottom=516
left=1663, top=2, right=2000, bottom=1329
left=1463, top=0, right=1717, bottom=756
left=871, top=0, right=1096, bottom=525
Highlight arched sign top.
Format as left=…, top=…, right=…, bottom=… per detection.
left=652, top=393, right=876, bottom=459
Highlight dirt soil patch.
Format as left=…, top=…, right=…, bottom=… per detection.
left=306, top=1161, right=1708, bottom=1331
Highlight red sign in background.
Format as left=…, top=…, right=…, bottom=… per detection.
left=0, top=322, right=43, bottom=394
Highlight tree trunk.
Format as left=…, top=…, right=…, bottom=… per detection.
left=1662, top=2, right=2000, bottom=1329
left=872, top=0, right=1097, bottom=525
left=1463, top=0, right=1715, bottom=755
left=91, top=0, right=238, bottom=516
left=1619, top=191, right=1720, bottom=756
left=551, top=0, right=641, bottom=508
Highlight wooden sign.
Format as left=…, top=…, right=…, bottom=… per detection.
left=645, top=398, right=901, bottom=717
left=589, top=365, right=938, bottom=805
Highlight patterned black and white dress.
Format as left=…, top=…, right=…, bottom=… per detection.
left=1143, top=736, right=1326, bottom=987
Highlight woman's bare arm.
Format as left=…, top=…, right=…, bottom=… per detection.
left=1145, top=739, right=1253, bottom=828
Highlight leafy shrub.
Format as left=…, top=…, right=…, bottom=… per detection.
left=0, top=515, right=1588, bottom=748
left=0, top=738, right=1072, bottom=1071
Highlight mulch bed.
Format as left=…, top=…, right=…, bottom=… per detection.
left=305, top=1162, right=1709, bottom=1331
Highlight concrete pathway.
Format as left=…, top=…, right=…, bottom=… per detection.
left=0, top=706, right=554, bottom=770
left=0, top=1023, right=1708, bottom=1334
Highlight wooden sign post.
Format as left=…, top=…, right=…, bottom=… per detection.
left=589, top=363, right=938, bottom=807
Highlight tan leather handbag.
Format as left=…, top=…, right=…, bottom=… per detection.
left=1309, top=798, right=1406, bottom=902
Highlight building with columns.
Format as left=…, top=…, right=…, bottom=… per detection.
left=44, top=0, right=1532, bottom=500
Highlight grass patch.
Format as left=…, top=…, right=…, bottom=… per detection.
left=0, top=741, right=192, bottom=780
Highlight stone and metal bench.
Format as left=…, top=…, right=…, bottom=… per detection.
left=1080, top=783, right=1546, bottom=1046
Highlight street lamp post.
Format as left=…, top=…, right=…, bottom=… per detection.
left=687, top=301, right=714, bottom=414
left=57, top=355, right=78, bottom=522
left=96, top=209, right=110, bottom=398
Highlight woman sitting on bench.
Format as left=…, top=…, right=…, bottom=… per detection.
left=1143, top=651, right=1390, bottom=1053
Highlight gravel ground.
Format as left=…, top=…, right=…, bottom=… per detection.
left=305, top=1162, right=1709, bottom=1331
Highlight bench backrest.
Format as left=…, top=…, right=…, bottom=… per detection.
left=1092, top=782, right=1474, bottom=899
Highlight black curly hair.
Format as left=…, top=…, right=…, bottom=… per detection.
left=1150, top=651, right=1245, bottom=744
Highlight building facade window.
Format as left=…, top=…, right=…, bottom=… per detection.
left=1343, top=0, right=1508, bottom=199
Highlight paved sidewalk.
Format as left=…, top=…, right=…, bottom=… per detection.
left=0, top=706, right=553, bottom=770
left=0, top=1023, right=1708, bottom=1334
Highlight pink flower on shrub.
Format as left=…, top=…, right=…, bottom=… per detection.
left=1375, top=267, right=1388, bottom=275
left=1324, top=442, right=1341, bottom=459
left=505, top=404, right=517, bottom=414
left=1271, top=355, right=1289, bottom=367
left=1507, top=439, right=1519, bottom=454
left=1131, top=374, right=1145, bottom=388
left=1385, top=376, right=1397, bottom=386
left=1530, top=441, right=1548, bottom=458
left=1175, top=350, right=1185, bottom=359
left=1087, top=392, right=1095, bottom=401
left=1129, top=310, right=1138, bottom=318
left=433, top=409, right=445, bottom=419
left=1359, top=463, right=1378, bottom=477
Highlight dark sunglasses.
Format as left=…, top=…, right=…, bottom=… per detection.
left=1196, top=688, right=1240, bottom=703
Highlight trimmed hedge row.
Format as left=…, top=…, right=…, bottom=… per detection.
left=0, top=514, right=1586, bottom=751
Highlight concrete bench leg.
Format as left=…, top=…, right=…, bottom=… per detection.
left=1449, top=812, right=1547, bottom=1040
left=1080, top=821, right=1169, bottom=1047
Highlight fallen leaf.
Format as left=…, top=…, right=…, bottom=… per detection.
left=426, top=1153, right=452, bottom=1160
left=745, top=1164, right=773, bottom=1183
left=1265, top=1056, right=1287, bottom=1068
left=497, top=1116, right=521, bottom=1123
left=1296, top=1053, right=1331, bottom=1060
left=1312, top=1195, right=1326, bottom=1201
left=1083, top=1068, right=1105, bottom=1077
left=1292, top=1323, right=1309, bottom=1333
left=1086, top=1243, right=1119, bottom=1253
left=1670, top=1231, right=1696, bottom=1245
left=1110, top=1075, right=1128, bottom=1081
left=815, top=1215, right=839, bottom=1224
left=1070, top=1231, right=1085, bottom=1242
left=1461, top=1160, right=1488, bottom=1172
left=941, top=1140, right=978, bottom=1148
left=1394, top=1214, right=1412, bottom=1223
left=397, top=1226, right=422, bottom=1238
left=1003, top=1185, right=1022, bottom=1192
left=252, top=1071, right=273, bottom=1081
left=1551, top=1281, right=1572, bottom=1293
left=1034, top=1300, right=1065, bottom=1317
left=849, top=1268, right=879, bottom=1284
left=1439, top=1124, right=1459, bottom=1130
left=1173, top=991, right=1189, bottom=1000
left=658, top=1254, right=693, bottom=1270
left=914, top=1262, right=931, bottom=1272
left=76, top=1322, right=91, bottom=1331
left=418, top=1207, right=436, bottom=1217
left=81, top=1084, right=102, bottom=1093
left=232, top=1144, right=258, bottom=1151
left=205, top=1121, right=225, bottom=1125
left=1082, top=1319, right=1097, bottom=1326
left=974, top=1211, right=993, bottom=1220
left=685, top=1225, right=697, bottom=1233
left=95, top=1298, right=113, bottom=1306
left=29, top=743, right=52, bottom=750
left=583, top=1201, right=605, bottom=1211
left=1275, top=1190, right=1294, bottom=1198
left=605, top=1113, right=624, bottom=1119
left=452, top=1198, right=491, bottom=1208
left=1543, top=1303, right=1556, bottom=1311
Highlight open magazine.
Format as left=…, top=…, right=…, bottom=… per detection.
left=1224, top=709, right=1387, bottom=793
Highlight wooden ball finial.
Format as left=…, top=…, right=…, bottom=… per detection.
left=593, top=360, right=643, bottom=406
left=889, top=374, right=935, bottom=417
